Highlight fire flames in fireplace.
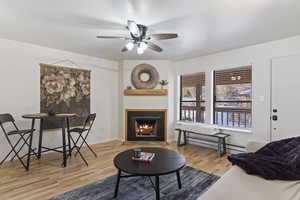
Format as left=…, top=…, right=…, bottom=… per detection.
left=135, top=119, right=157, bottom=136
left=137, top=123, right=154, bottom=134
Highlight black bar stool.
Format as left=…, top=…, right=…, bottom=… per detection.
left=0, top=113, right=38, bottom=171
left=68, top=113, right=97, bottom=166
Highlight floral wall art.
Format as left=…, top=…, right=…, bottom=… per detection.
left=40, top=63, right=91, bottom=129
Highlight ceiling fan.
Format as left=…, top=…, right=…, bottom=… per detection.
left=96, top=20, right=178, bottom=54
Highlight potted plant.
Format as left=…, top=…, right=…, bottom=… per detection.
left=159, top=80, right=169, bottom=89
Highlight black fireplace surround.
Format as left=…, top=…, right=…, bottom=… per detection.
left=127, top=110, right=165, bottom=141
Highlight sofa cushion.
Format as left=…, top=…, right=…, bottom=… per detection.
left=198, top=166, right=300, bottom=200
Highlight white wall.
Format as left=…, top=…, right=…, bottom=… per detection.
left=0, top=38, right=120, bottom=160
left=174, top=35, right=300, bottom=148
left=120, top=60, right=175, bottom=141
left=4, top=33, right=300, bottom=159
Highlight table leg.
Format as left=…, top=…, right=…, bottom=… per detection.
left=62, top=118, right=67, bottom=167
left=223, top=138, right=227, bottom=155
left=176, top=170, right=182, bottom=189
left=155, top=176, right=160, bottom=200
left=183, top=131, right=187, bottom=145
left=26, top=119, right=35, bottom=171
left=66, top=117, right=72, bottom=157
left=217, top=138, right=222, bottom=157
left=37, top=118, right=44, bottom=159
left=177, top=130, right=182, bottom=146
left=114, top=170, right=121, bottom=198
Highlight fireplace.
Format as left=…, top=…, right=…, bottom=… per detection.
left=126, top=109, right=166, bottom=141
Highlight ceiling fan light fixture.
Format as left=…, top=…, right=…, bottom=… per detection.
left=127, top=20, right=140, bottom=37
left=96, top=20, right=177, bottom=54
left=126, top=41, right=134, bottom=51
left=140, top=42, right=148, bottom=51
left=137, top=46, right=144, bottom=55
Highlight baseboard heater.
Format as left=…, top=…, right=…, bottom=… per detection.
left=187, top=137, right=246, bottom=153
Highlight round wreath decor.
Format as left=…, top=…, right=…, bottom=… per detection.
left=131, top=64, right=159, bottom=89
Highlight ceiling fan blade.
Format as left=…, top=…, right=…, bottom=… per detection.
left=147, top=42, right=163, bottom=52
left=96, top=36, right=129, bottom=39
left=127, top=20, right=141, bottom=37
left=148, top=33, right=178, bottom=40
left=121, top=46, right=129, bottom=52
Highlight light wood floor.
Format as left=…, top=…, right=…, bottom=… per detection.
left=0, top=140, right=231, bottom=200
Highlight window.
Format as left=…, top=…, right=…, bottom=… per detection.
left=214, top=66, right=252, bottom=128
left=180, top=73, right=205, bottom=123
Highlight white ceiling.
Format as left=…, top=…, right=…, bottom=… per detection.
left=0, top=0, right=300, bottom=60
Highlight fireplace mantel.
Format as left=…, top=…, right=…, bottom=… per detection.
left=125, top=109, right=167, bottom=143
left=124, top=89, right=168, bottom=96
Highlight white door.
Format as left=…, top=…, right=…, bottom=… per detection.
left=271, top=55, right=300, bottom=141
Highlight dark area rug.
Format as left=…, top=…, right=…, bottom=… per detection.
left=50, top=166, right=219, bottom=200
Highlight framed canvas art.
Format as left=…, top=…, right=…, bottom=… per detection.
left=40, top=63, right=91, bottom=129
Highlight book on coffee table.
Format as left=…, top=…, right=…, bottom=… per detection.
left=132, top=152, right=155, bottom=162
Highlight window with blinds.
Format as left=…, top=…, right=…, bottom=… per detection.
left=180, top=72, right=205, bottom=123
left=214, top=66, right=252, bottom=128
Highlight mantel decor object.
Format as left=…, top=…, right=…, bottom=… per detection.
left=131, top=63, right=159, bottom=89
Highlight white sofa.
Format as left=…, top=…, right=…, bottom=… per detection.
left=198, top=142, right=300, bottom=200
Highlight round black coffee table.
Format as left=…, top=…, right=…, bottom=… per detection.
left=113, top=147, right=186, bottom=200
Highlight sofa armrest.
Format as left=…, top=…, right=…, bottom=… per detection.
left=246, top=141, right=268, bottom=152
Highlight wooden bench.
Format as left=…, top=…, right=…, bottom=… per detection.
left=175, top=126, right=230, bottom=157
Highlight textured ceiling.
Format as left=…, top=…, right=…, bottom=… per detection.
left=0, top=0, right=300, bottom=60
